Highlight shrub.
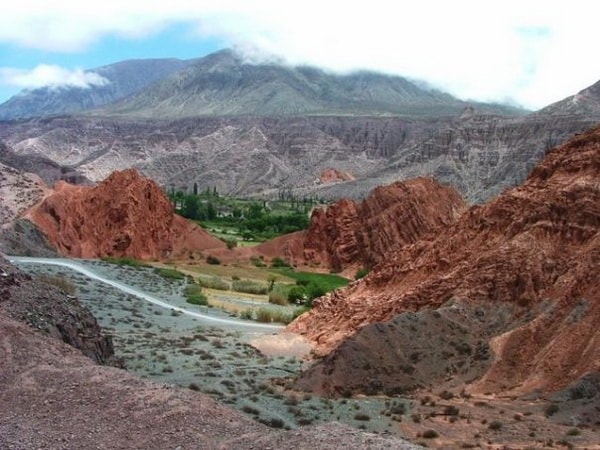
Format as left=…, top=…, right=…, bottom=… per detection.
left=566, top=428, right=580, bottom=436
left=238, top=309, right=254, bottom=320
left=250, top=256, right=266, bottom=267
left=354, top=413, right=371, bottom=421
left=270, top=257, right=291, bottom=268
left=288, top=285, right=307, bottom=303
left=101, top=256, right=151, bottom=268
left=242, top=405, right=260, bottom=415
left=184, top=284, right=208, bottom=305
left=232, top=279, right=268, bottom=295
left=444, top=405, right=460, bottom=416
left=153, top=267, right=185, bottom=280
left=354, top=267, right=369, bottom=280
left=488, top=421, right=503, bottom=431
left=545, top=403, right=559, bottom=417
left=422, top=429, right=439, bottom=439
left=206, top=255, right=221, bottom=265
left=223, top=238, right=237, bottom=249
left=439, top=390, right=455, bottom=400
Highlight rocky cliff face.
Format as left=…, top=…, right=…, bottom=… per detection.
left=263, top=177, right=466, bottom=273
left=1, top=111, right=596, bottom=205
left=24, top=169, right=225, bottom=259
left=0, top=256, right=117, bottom=365
left=289, top=125, right=600, bottom=397
left=0, top=160, right=47, bottom=228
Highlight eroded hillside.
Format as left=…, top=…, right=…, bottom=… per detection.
left=259, top=177, right=466, bottom=273
left=289, top=124, right=600, bottom=398
left=24, top=169, right=225, bottom=259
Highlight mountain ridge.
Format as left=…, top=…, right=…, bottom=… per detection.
left=0, top=58, right=194, bottom=120
left=91, top=49, right=526, bottom=118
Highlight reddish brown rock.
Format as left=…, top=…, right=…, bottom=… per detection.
left=318, top=168, right=355, bottom=184
left=289, top=125, right=600, bottom=396
left=260, top=177, right=466, bottom=274
left=25, top=169, right=225, bottom=259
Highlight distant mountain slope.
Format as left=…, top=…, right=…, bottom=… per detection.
left=538, top=79, right=600, bottom=116
left=0, top=58, right=193, bottom=120
left=95, top=49, right=524, bottom=118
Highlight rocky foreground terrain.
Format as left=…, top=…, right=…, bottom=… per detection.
left=0, top=257, right=419, bottom=449
left=288, top=125, right=600, bottom=403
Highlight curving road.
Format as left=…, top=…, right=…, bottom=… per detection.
left=9, top=256, right=284, bottom=333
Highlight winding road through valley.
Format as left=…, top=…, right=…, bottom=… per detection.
left=9, top=256, right=284, bottom=333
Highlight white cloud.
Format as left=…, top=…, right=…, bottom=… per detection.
left=0, top=65, right=108, bottom=90
left=0, top=1, right=598, bottom=109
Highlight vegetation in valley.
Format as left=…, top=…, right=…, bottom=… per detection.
left=168, top=186, right=322, bottom=243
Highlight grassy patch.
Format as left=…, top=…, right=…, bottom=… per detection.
left=153, top=267, right=186, bottom=280
left=100, top=256, right=152, bottom=268
left=273, top=268, right=349, bottom=291
left=197, top=275, right=230, bottom=291
left=232, top=279, right=268, bottom=295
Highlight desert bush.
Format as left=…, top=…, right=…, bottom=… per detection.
left=238, top=309, right=254, bottom=320
left=439, top=390, right=455, bottom=400
left=545, top=403, right=559, bottom=417
left=488, top=421, right=503, bottom=431
left=444, top=405, right=460, bottom=416
left=184, top=284, right=208, bottom=305
left=101, top=256, right=151, bottom=268
left=223, top=238, right=237, bottom=249
left=422, top=429, right=439, bottom=439
left=232, top=279, right=268, bottom=295
left=38, top=274, right=77, bottom=296
left=153, top=267, right=186, bottom=280
left=354, top=413, right=371, bottom=421
left=270, top=257, right=291, bottom=268
left=250, top=256, right=266, bottom=267
left=206, top=255, right=221, bottom=265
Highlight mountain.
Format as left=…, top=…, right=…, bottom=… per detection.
left=0, top=58, right=193, bottom=120
left=93, top=49, right=524, bottom=118
left=289, top=124, right=600, bottom=398
left=538, top=79, right=600, bottom=116
left=23, top=169, right=225, bottom=259
left=1, top=110, right=596, bottom=204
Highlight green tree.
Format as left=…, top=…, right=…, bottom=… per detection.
left=182, top=195, right=200, bottom=219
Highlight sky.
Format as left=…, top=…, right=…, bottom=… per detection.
left=0, top=0, right=598, bottom=110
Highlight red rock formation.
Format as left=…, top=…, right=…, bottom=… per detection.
left=259, top=177, right=466, bottom=273
left=25, top=169, right=225, bottom=259
left=318, top=168, right=355, bottom=184
left=289, top=125, right=600, bottom=396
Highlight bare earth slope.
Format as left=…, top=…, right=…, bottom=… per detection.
left=258, top=177, right=466, bottom=273
left=24, top=169, right=225, bottom=259
left=0, top=257, right=419, bottom=449
left=289, top=125, right=600, bottom=397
